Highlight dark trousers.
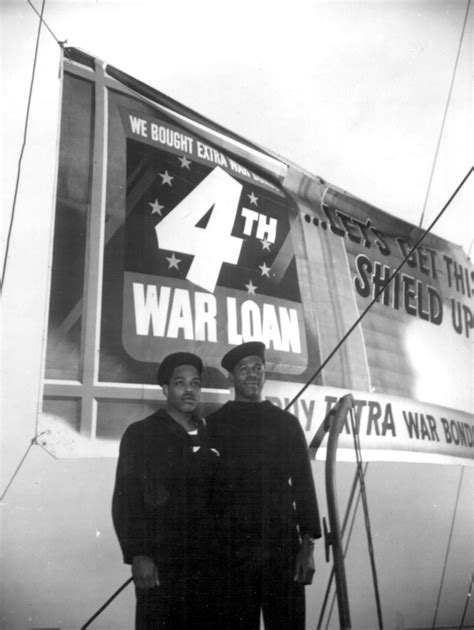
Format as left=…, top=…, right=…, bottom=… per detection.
left=222, top=543, right=305, bottom=630
left=135, top=559, right=222, bottom=630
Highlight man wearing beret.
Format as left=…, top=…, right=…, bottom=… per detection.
left=112, top=352, right=221, bottom=629
left=207, top=341, right=321, bottom=629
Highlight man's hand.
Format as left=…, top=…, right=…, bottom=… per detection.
left=294, top=535, right=315, bottom=585
left=132, top=555, right=159, bottom=589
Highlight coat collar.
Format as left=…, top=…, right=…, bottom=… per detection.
left=152, top=408, right=206, bottom=439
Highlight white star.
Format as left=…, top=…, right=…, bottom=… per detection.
left=259, top=262, right=271, bottom=277
left=149, top=198, right=164, bottom=216
left=248, top=192, right=258, bottom=206
left=260, top=238, right=272, bottom=251
left=160, top=170, right=174, bottom=186
left=179, top=155, right=191, bottom=169
left=166, top=253, right=181, bottom=270
left=245, top=280, right=257, bottom=295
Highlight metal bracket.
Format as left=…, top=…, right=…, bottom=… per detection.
left=323, top=516, right=333, bottom=563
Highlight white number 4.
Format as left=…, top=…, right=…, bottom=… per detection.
left=154, top=166, right=244, bottom=293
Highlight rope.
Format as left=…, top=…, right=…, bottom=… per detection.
left=284, top=167, right=473, bottom=412
left=0, top=432, right=48, bottom=502
left=349, top=406, right=384, bottom=629
left=431, top=466, right=465, bottom=629
left=1, top=0, right=47, bottom=290
left=27, top=0, right=65, bottom=47
left=2, top=0, right=67, bottom=290
left=81, top=577, right=133, bottom=629
left=418, top=0, right=471, bottom=228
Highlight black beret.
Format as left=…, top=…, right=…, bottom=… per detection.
left=221, top=341, right=266, bottom=372
left=157, top=352, right=203, bottom=385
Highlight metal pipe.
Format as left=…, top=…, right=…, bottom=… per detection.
left=324, top=393, right=353, bottom=630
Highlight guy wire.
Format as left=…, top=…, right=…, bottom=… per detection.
left=418, top=0, right=471, bottom=228
left=285, top=167, right=473, bottom=413
left=1, top=0, right=47, bottom=290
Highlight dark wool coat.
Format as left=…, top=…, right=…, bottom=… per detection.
left=206, top=400, right=321, bottom=552
left=112, top=409, right=219, bottom=565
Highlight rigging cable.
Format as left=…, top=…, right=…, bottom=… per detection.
left=27, top=0, right=64, bottom=46
left=296, top=172, right=472, bottom=626
left=431, top=466, right=465, bottom=629
left=1, top=0, right=47, bottom=291
left=1, top=0, right=68, bottom=498
left=1, top=0, right=66, bottom=291
left=349, top=405, right=384, bottom=629
left=0, top=432, right=48, bottom=501
left=418, top=0, right=471, bottom=228
left=285, top=167, right=473, bottom=413
left=1, top=0, right=69, bottom=499
left=81, top=577, right=133, bottom=630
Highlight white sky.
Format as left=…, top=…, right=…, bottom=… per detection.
left=1, top=0, right=473, bottom=254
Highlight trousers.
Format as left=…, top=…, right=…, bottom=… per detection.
left=221, top=541, right=305, bottom=630
left=135, top=557, right=223, bottom=630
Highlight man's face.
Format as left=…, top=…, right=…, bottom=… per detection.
left=230, top=355, right=265, bottom=402
left=163, top=364, right=201, bottom=414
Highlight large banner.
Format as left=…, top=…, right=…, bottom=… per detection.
left=40, top=48, right=473, bottom=464
left=111, top=110, right=307, bottom=377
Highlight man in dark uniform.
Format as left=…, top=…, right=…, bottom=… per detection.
left=112, top=352, right=220, bottom=629
left=207, top=341, right=321, bottom=630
